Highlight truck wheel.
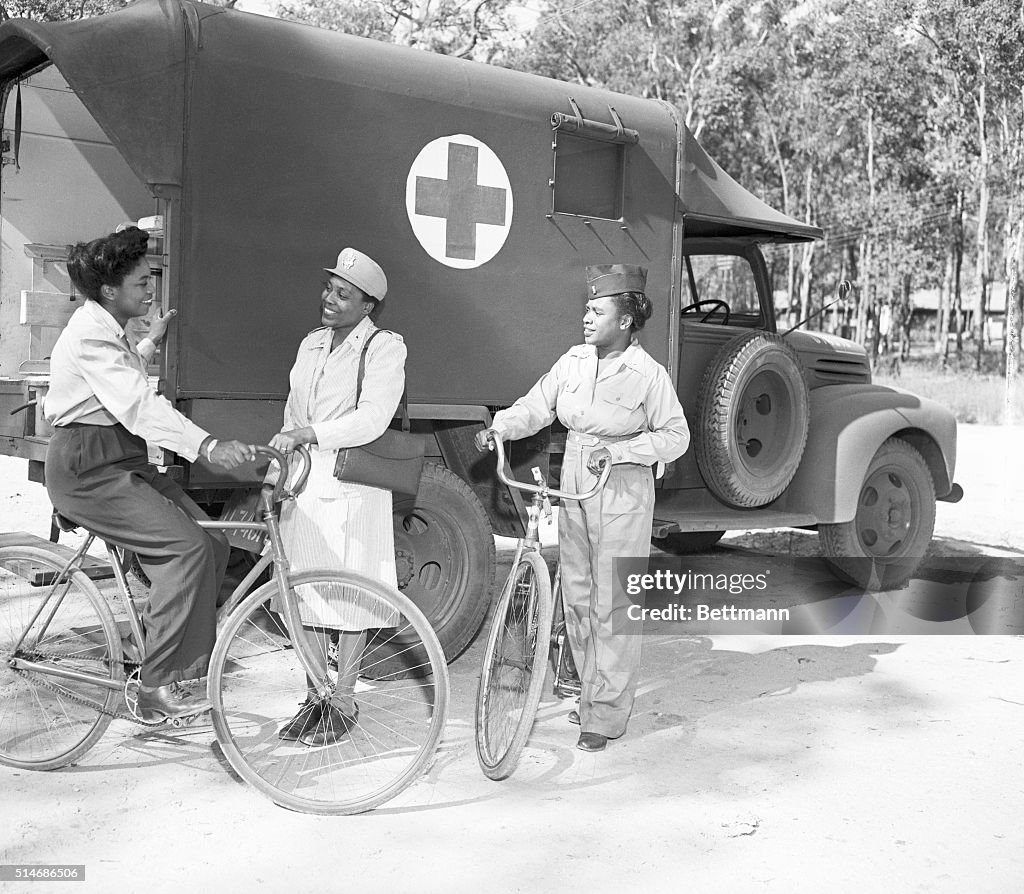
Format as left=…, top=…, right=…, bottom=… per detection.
left=390, top=463, right=495, bottom=663
left=819, top=437, right=935, bottom=591
left=651, top=531, right=725, bottom=554
left=696, top=331, right=809, bottom=508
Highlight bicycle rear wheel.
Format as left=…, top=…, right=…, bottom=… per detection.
left=0, top=547, right=123, bottom=770
left=208, top=569, right=449, bottom=815
left=475, top=551, right=553, bottom=780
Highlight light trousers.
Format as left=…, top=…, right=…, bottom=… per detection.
left=558, top=437, right=654, bottom=738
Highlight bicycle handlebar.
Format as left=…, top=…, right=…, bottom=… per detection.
left=487, top=434, right=610, bottom=501
left=257, top=443, right=312, bottom=503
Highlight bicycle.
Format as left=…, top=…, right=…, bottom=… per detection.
left=0, top=445, right=449, bottom=815
left=474, top=435, right=609, bottom=780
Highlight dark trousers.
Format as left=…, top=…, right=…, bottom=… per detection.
left=45, top=424, right=229, bottom=686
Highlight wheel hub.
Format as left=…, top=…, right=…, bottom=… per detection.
left=394, top=547, right=415, bottom=590
left=858, top=469, right=912, bottom=556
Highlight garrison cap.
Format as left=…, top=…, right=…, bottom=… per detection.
left=324, top=247, right=388, bottom=301
left=585, top=264, right=647, bottom=298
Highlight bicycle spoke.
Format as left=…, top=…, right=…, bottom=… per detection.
left=475, top=552, right=553, bottom=780
left=209, top=572, right=448, bottom=815
left=0, top=548, right=122, bottom=770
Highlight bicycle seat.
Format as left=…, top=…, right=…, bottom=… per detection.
left=51, top=509, right=81, bottom=533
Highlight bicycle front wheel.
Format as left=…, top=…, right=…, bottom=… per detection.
left=0, top=547, right=123, bottom=770
left=475, top=551, right=553, bottom=780
left=208, top=569, right=449, bottom=815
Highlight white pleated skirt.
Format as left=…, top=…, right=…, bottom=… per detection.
left=275, top=478, right=400, bottom=629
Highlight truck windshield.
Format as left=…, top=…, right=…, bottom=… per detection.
left=684, top=253, right=760, bottom=315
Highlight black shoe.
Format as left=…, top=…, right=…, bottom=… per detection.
left=277, top=698, right=323, bottom=741
left=576, top=732, right=607, bottom=752
left=568, top=710, right=580, bottom=725
left=299, top=703, right=359, bottom=748
left=137, top=683, right=212, bottom=723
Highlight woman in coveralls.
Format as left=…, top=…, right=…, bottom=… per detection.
left=269, top=248, right=406, bottom=748
left=476, top=264, right=689, bottom=752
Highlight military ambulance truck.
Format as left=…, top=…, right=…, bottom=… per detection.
left=0, top=0, right=960, bottom=660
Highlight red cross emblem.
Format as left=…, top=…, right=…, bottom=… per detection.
left=406, top=135, right=513, bottom=269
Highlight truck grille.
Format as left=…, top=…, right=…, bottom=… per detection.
left=808, top=357, right=871, bottom=386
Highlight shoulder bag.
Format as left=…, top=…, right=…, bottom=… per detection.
left=332, top=329, right=424, bottom=501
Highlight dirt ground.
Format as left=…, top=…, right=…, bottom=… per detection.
left=1, top=424, right=1022, bottom=894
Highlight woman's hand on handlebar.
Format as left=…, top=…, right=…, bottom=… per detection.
left=587, top=447, right=612, bottom=475
left=269, top=427, right=317, bottom=453
left=210, top=440, right=258, bottom=470
left=474, top=428, right=499, bottom=453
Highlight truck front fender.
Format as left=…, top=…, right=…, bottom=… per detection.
left=783, top=384, right=957, bottom=523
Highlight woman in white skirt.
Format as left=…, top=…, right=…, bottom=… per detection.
left=269, top=247, right=406, bottom=747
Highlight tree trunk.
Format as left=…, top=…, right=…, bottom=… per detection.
left=952, top=190, right=965, bottom=359
left=973, top=53, right=990, bottom=372
left=799, top=166, right=815, bottom=325
left=1006, top=217, right=1023, bottom=423
left=857, top=235, right=871, bottom=350
left=936, top=238, right=952, bottom=358
left=859, top=103, right=876, bottom=355
left=901, top=273, right=913, bottom=360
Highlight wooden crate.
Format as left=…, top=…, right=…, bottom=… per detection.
left=0, top=532, right=114, bottom=585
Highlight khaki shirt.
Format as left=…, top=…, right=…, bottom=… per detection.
left=491, top=339, right=690, bottom=468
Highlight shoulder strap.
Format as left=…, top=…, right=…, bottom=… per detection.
left=355, top=328, right=410, bottom=432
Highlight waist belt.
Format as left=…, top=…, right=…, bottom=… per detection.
left=567, top=430, right=642, bottom=448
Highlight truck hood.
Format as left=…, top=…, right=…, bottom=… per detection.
left=786, top=329, right=872, bottom=387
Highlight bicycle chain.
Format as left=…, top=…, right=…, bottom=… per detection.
left=8, top=649, right=163, bottom=727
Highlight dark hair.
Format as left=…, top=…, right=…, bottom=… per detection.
left=611, top=291, right=653, bottom=332
left=67, top=226, right=149, bottom=302
left=365, top=296, right=382, bottom=322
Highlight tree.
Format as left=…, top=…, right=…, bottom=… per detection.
left=0, top=0, right=128, bottom=20
left=276, top=0, right=515, bottom=60
left=916, top=0, right=1024, bottom=370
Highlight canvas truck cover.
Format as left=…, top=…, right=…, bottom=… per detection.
left=0, top=0, right=820, bottom=424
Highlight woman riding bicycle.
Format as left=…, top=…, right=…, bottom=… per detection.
left=43, top=225, right=255, bottom=722
left=475, top=264, right=689, bottom=752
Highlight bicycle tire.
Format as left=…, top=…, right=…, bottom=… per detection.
left=0, top=546, right=123, bottom=770
left=475, top=551, right=553, bottom=780
left=208, top=569, right=449, bottom=815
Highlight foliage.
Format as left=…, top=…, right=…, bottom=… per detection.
left=0, top=0, right=128, bottom=19
left=275, top=0, right=515, bottom=60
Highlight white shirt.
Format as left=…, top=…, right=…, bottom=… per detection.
left=43, top=300, right=209, bottom=461
left=281, top=316, right=407, bottom=492
left=491, top=338, right=690, bottom=468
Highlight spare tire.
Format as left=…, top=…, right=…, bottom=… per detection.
left=696, top=331, right=809, bottom=508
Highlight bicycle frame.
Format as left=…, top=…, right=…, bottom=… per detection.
left=194, top=445, right=339, bottom=699
left=8, top=445, right=327, bottom=698
left=488, top=433, right=612, bottom=601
